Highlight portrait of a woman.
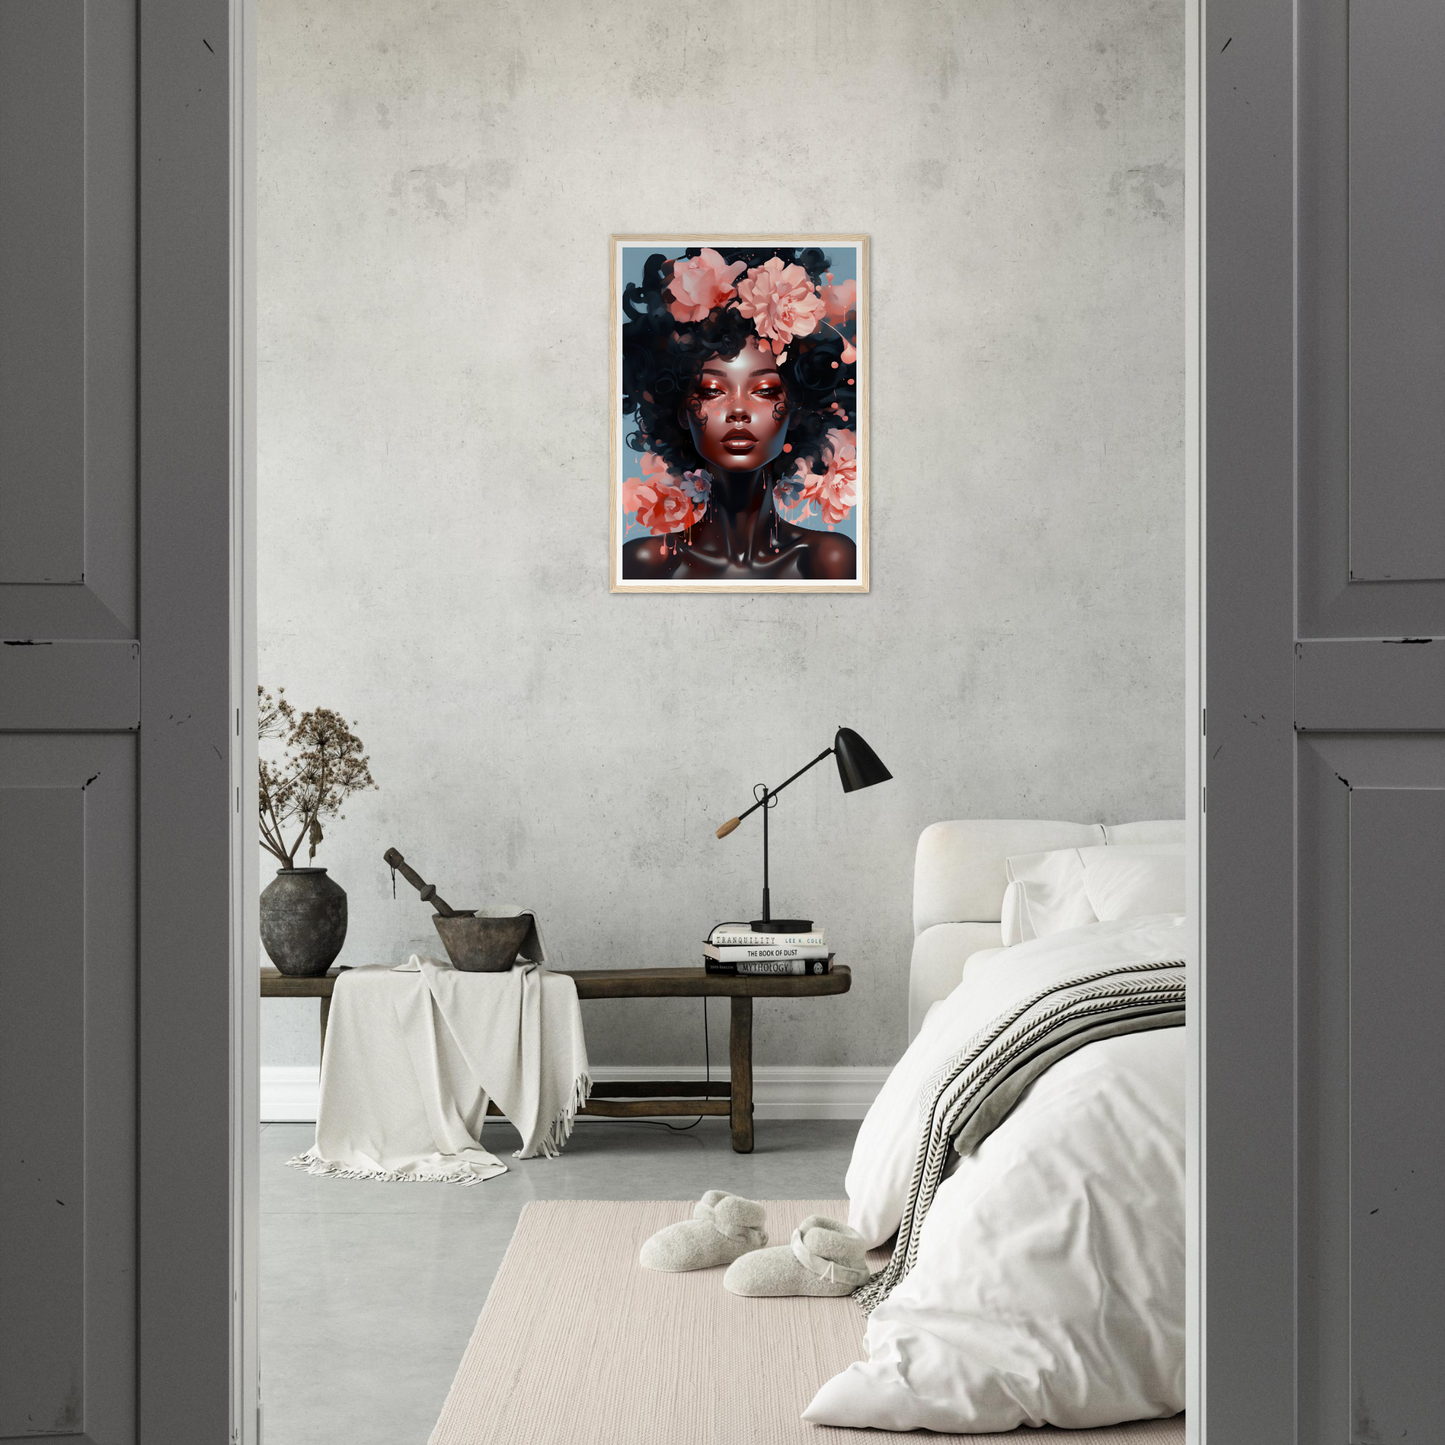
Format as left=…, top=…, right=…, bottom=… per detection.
left=610, top=237, right=867, bottom=592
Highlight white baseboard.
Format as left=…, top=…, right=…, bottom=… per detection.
left=259, top=1063, right=887, bottom=1124
left=259, top=1066, right=325, bottom=1123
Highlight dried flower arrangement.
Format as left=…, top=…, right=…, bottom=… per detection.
left=258, top=686, right=376, bottom=868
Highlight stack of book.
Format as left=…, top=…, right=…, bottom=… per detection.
left=703, top=923, right=832, bottom=975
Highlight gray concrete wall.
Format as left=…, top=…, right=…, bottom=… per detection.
left=258, top=0, right=1184, bottom=1070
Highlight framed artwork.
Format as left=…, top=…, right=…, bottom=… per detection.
left=610, top=235, right=868, bottom=593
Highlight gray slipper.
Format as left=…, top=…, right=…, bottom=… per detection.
left=722, top=1214, right=870, bottom=1297
left=639, top=1190, right=768, bottom=1273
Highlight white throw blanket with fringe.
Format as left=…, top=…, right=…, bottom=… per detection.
left=289, top=955, right=590, bottom=1185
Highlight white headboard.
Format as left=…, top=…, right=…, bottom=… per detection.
left=908, top=818, right=1184, bottom=1038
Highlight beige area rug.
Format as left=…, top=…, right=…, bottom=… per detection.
left=429, top=1199, right=1185, bottom=1445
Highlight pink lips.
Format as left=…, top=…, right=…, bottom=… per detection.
left=721, top=429, right=758, bottom=453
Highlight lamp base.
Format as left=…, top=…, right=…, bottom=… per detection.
left=750, top=917, right=814, bottom=933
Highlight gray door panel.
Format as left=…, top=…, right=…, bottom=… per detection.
left=0, top=642, right=140, bottom=732
left=1347, top=786, right=1445, bottom=1438
left=0, top=0, right=136, bottom=641
left=1295, top=736, right=1353, bottom=1445
left=1298, top=0, right=1445, bottom=635
left=136, top=1, right=246, bottom=1438
left=1206, top=0, right=1299, bottom=1437
left=1213, top=0, right=1445, bottom=1436
left=0, top=737, right=136, bottom=1444
left=0, top=0, right=85, bottom=585
left=1, top=3, right=144, bottom=1442
left=1296, top=736, right=1445, bottom=1443
left=1346, top=2, right=1445, bottom=583
left=0, top=787, right=85, bottom=1436
left=1295, top=640, right=1445, bottom=730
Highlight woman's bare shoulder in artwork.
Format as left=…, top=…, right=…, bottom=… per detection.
left=620, top=536, right=681, bottom=580
left=792, top=526, right=856, bottom=581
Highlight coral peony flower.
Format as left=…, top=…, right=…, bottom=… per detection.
left=665, top=248, right=746, bottom=323
left=798, top=428, right=858, bottom=525
left=736, top=258, right=827, bottom=356
left=623, top=452, right=674, bottom=515
left=820, top=279, right=856, bottom=324
left=635, top=479, right=702, bottom=535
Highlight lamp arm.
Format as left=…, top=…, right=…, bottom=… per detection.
left=767, top=746, right=836, bottom=802
left=716, top=747, right=834, bottom=838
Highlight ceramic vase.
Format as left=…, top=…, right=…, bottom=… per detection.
left=260, top=867, right=348, bottom=977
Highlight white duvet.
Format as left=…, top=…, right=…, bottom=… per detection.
left=805, top=915, right=1185, bottom=1433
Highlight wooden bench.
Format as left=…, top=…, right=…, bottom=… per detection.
left=260, top=963, right=851, bottom=1153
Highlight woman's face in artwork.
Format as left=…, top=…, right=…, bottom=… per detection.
left=681, top=336, right=792, bottom=472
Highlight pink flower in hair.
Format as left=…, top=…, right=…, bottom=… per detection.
left=623, top=452, right=673, bottom=514
left=820, top=279, right=856, bottom=324
left=634, top=479, right=701, bottom=535
left=736, top=258, right=827, bottom=356
left=665, top=248, right=746, bottom=323
left=798, top=428, right=858, bottom=525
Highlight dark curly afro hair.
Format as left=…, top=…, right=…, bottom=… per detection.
left=620, top=246, right=856, bottom=481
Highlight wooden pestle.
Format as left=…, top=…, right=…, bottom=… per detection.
left=382, top=847, right=468, bottom=918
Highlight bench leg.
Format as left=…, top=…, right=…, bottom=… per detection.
left=319, top=994, right=331, bottom=1064
left=729, top=995, right=754, bottom=1153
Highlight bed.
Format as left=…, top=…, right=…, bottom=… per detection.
left=806, top=818, right=1187, bottom=1434
left=907, top=818, right=1184, bottom=1038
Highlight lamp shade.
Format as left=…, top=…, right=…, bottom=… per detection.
left=833, top=727, right=892, bottom=793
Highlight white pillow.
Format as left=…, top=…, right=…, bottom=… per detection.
left=999, top=881, right=1028, bottom=947
left=1078, top=843, right=1184, bottom=921
left=1002, top=848, right=1096, bottom=943
left=1000, top=843, right=1185, bottom=945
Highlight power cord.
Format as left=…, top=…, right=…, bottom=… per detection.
left=650, top=995, right=710, bottom=1132
left=605, top=996, right=712, bottom=1134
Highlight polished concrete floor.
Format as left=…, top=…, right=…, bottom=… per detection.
left=260, top=1117, right=858, bottom=1445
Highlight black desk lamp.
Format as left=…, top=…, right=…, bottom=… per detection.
left=715, top=727, right=892, bottom=932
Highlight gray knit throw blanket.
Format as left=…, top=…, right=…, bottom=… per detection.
left=853, top=959, right=1186, bottom=1315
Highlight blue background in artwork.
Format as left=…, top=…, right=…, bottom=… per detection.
left=619, top=243, right=858, bottom=545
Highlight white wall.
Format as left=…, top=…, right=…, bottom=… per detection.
left=259, top=0, right=1184, bottom=1071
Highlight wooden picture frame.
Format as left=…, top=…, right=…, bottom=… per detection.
left=609, top=234, right=869, bottom=593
